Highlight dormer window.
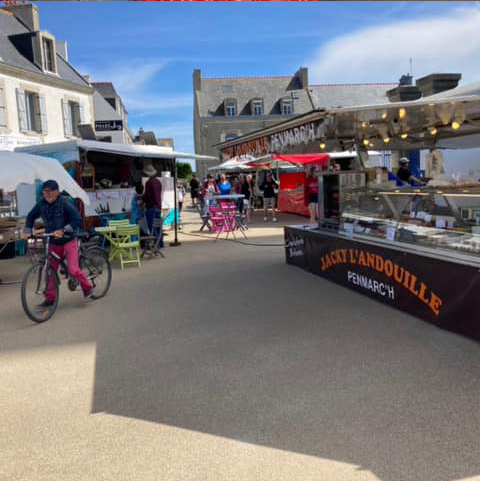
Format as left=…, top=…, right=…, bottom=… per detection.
left=42, top=37, right=54, bottom=72
left=281, top=98, right=293, bottom=115
left=225, top=98, right=237, bottom=117
left=251, top=98, right=263, bottom=116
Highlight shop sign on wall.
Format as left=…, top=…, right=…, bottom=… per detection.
left=222, top=118, right=330, bottom=158
left=95, top=120, right=123, bottom=131
left=0, top=135, right=40, bottom=151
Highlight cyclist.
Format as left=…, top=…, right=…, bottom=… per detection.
left=22, top=179, right=93, bottom=307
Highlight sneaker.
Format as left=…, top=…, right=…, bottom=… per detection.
left=272, top=218, right=278, bottom=222
left=263, top=217, right=268, bottom=222
left=37, top=299, right=54, bottom=309
left=83, top=288, right=94, bottom=299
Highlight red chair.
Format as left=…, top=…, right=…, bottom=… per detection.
left=209, top=204, right=237, bottom=241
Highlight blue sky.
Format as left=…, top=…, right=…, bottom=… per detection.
left=32, top=1, right=480, bottom=168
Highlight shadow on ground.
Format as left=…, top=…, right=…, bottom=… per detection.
left=2, top=211, right=480, bottom=480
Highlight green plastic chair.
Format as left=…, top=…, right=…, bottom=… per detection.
left=112, top=224, right=141, bottom=269
left=108, top=219, right=130, bottom=227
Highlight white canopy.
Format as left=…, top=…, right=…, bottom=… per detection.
left=16, top=139, right=218, bottom=162
left=0, top=151, right=89, bottom=205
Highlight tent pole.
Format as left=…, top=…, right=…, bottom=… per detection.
left=170, top=157, right=181, bottom=247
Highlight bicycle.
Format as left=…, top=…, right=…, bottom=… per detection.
left=21, top=233, right=112, bottom=323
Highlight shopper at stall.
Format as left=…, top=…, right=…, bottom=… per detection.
left=397, top=157, right=425, bottom=186
left=143, top=163, right=163, bottom=242
left=130, top=182, right=144, bottom=226
left=304, top=165, right=319, bottom=223
left=202, top=174, right=219, bottom=213
left=22, top=179, right=93, bottom=306
left=189, top=174, right=200, bottom=207
left=177, top=181, right=186, bottom=215
left=241, top=173, right=255, bottom=223
left=259, top=171, right=278, bottom=222
left=218, top=174, right=231, bottom=195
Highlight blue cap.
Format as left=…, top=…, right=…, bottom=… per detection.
left=42, top=179, right=59, bottom=191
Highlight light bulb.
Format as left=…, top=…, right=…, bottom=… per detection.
left=451, top=121, right=461, bottom=129
left=399, top=108, right=406, bottom=119
left=429, top=127, right=437, bottom=135
left=320, top=142, right=326, bottom=149
left=363, top=139, right=370, bottom=146
left=400, top=133, right=408, bottom=139
left=383, top=137, right=390, bottom=143
left=361, top=121, right=368, bottom=128
left=381, top=112, right=388, bottom=119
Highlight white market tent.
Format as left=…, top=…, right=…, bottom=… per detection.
left=0, top=151, right=89, bottom=205
left=16, top=139, right=218, bottom=162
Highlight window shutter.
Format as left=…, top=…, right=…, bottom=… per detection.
left=0, top=86, right=6, bottom=128
left=16, top=88, right=27, bottom=132
left=38, top=94, right=48, bottom=134
left=61, top=99, right=72, bottom=136
left=79, top=103, right=85, bottom=124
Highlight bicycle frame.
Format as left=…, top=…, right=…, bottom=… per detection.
left=33, top=234, right=68, bottom=295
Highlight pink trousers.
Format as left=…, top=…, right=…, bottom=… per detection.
left=46, top=239, right=92, bottom=301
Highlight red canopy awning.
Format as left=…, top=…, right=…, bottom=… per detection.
left=272, top=153, right=330, bottom=166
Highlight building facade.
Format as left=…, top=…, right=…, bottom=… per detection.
left=193, top=67, right=397, bottom=178
left=91, top=82, right=133, bottom=144
left=0, top=3, right=95, bottom=150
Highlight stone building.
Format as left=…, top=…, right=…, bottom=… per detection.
left=193, top=67, right=397, bottom=177
left=91, top=81, right=134, bottom=144
left=0, top=3, right=95, bottom=150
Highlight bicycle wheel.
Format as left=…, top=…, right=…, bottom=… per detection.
left=21, top=263, right=59, bottom=323
left=80, top=247, right=112, bottom=299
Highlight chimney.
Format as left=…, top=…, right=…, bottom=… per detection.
left=193, top=69, right=201, bottom=92
left=295, top=67, right=309, bottom=89
left=1, top=3, right=39, bottom=31
left=387, top=73, right=421, bottom=102
left=56, top=40, right=68, bottom=61
left=415, top=73, right=462, bottom=97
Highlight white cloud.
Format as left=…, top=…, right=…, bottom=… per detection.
left=307, top=5, right=480, bottom=84
left=79, top=59, right=192, bottom=113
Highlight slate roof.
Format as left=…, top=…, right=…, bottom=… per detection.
left=309, top=83, right=397, bottom=109
left=91, top=82, right=118, bottom=99
left=196, top=75, right=313, bottom=117
left=0, top=8, right=89, bottom=87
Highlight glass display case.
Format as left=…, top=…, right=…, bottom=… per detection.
left=339, top=186, right=480, bottom=259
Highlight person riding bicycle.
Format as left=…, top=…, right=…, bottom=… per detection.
left=22, top=179, right=93, bottom=307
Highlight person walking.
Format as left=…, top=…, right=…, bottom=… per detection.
left=304, top=165, right=319, bottom=223
left=189, top=174, right=200, bottom=207
left=241, top=173, right=255, bottom=223
left=22, top=179, right=93, bottom=307
left=143, top=162, right=163, bottom=243
left=259, top=171, right=278, bottom=222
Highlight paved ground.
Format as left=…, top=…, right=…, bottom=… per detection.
left=1, top=207, right=480, bottom=481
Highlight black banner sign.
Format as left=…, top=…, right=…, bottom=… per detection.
left=285, top=226, right=480, bottom=341
left=95, top=120, right=123, bottom=132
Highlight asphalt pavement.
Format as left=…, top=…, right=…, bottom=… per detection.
left=1, top=207, right=480, bottom=481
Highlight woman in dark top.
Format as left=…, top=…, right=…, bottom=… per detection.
left=304, top=165, right=319, bottom=223
left=241, top=173, right=255, bottom=223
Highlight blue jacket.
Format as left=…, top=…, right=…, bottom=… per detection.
left=25, top=196, right=83, bottom=245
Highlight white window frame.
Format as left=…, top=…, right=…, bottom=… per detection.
left=42, top=37, right=55, bottom=73
left=0, top=82, right=7, bottom=130
left=225, top=100, right=236, bottom=117
left=62, top=98, right=84, bottom=137
left=252, top=99, right=263, bottom=116
left=281, top=99, right=293, bottom=115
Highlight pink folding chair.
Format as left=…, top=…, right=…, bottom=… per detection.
left=209, top=204, right=237, bottom=241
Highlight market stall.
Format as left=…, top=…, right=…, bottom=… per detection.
left=217, top=86, right=480, bottom=341
left=0, top=150, right=89, bottom=269
left=16, top=140, right=217, bottom=227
